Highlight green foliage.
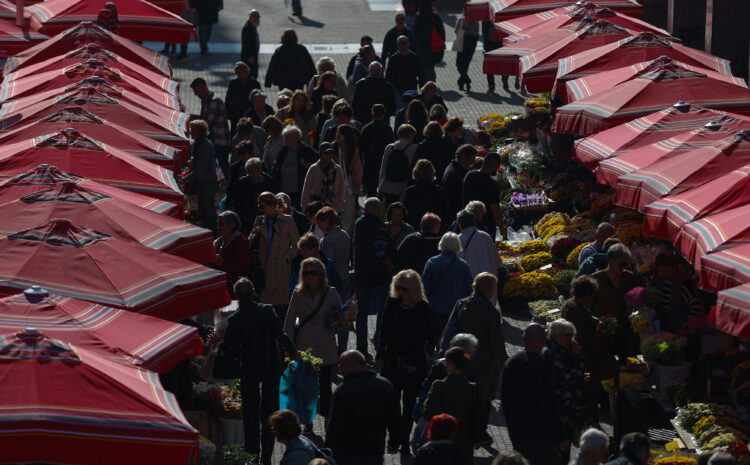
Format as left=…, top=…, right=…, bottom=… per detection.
left=223, top=445, right=260, bottom=465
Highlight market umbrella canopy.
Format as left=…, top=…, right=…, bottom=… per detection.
left=148, top=0, right=185, bottom=15
left=0, top=0, right=32, bottom=26
left=518, top=18, right=634, bottom=93
left=4, top=45, right=181, bottom=95
left=614, top=130, right=750, bottom=213
left=494, top=1, right=597, bottom=37
left=0, top=288, right=202, bottom=373
left=0, top=164, right=179, bottom=217
left=0, top=182, right=215, bottom=263
left=0, top=18, right=48, bottom=59
left=552, top=59, right=750, bottom=135
left=0, top=328, right=199, bottom=465
left=502, top=7, right=669, bottom=45
left=0, top=128, right=183, bottom=205
left=644, top=164, right=750, bottom=241
left=3, top=21, right=172, bottom=77
left=0, top=107, right=178, bottom=168
left=0, top=87, right=189, bottom=153
left=554, top=34, right=732, bottom=102
left=700, top=244, right=750, bottom=293
left=596, top=115, right=750, bottom=186
left=573, top=103, right=737, bottom=170
left=27, top=0, right=196, bottom=43
left=0, top=60, right=181, bottom=106
left=713, top=283, right=750, bottom=338
left=0, top=219, right=230, bottom=320
left=466, top=0, right=641, bottom=22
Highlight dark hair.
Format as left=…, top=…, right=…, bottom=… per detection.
left=280, top=29, right=298, bottom=45
left=219, top=210, right=241, bottom=233
left=655, top=251, right=677, bottom=269
left=482, top=152, right=501, bottom=167
left=456, top=209, right=476, bottom=228
left=360, top=34, right=373, bottom=45
left=314, top=70, right=337, bottom=92
left=315, top=206, right=339, bottom=226
left=443, top=116, right=463, bottom=133
left=235, top=140, right=254, bottom=158
left=620, top=433, right=650, bottom=460
left=233, top=278, right=255, bottom=302
left=456, top=143, right=478, bottom=160
left=420, top=212, right=441, bottom=232
left=334, top=105, right=353, bottom=117
left=427, top=413, right=458, bottom=441
left=371, top=103, right=386, bottom=118
left=334, top=124, right=358, bottom=168
left=602, top=237, right=622, bottom=253
left=359, top=44, right=375, bottom=57
left=261, top=116, right=284, bottom=135
left=386, top=202, right=408, bottom=222
left=445, top=346, right=469, bottom=370
left=570, top=275, right=598, bottom=299
left=236, top=117, right=255, bottom=137
left=405, top=99, right=427, bottom=125
left=476, top=130, right=492, bottom=148
left=321, top=94, right=339, bottom=116
left=190, top=77, right=206, bottom=89
left=304, top=201, right=325, bottom=219
left=269, top=409, right=301, bottom=442
left=423, top=121, right=444, bottom=138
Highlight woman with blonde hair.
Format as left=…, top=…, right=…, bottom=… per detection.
left=283, top=257, right=342, bottom=428
left=376, top=269, right=433, bottom=453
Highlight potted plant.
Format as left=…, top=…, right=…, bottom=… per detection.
left=642, top=332, right=690, bottom=395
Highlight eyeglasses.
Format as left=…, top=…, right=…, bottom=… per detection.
left=302, top=270, right=319, bottom=277
left=395, top=286, right=409, bottom=292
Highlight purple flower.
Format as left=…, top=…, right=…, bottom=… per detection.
left=625, top=286, right=648, bottom=310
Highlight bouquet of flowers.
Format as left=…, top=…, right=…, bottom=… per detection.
left=599, top=315, right=618, bottom=335
left=286, top=348, right=323, bottom=378
left=220, top=380, right=243, bottom=419
left=678, top=403, right=712, bottom=430
left=630, top=311, right=651, bottom=333
left=502, top=272, right=558, bottom=300
left=567, top=242, right=590, bottom=269
left=520, top=252, right=553, bottom=272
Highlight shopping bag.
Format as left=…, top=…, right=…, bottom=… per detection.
left=279, top=361, right=320, bottom=425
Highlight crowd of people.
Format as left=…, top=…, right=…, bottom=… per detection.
left=168, top=2, right=732, bottom=465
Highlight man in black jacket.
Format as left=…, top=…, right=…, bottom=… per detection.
left=359, top=104, right=395, bottom=197
left=501, top=324, right=567, bottom=465
left=385, top=36, right=422, bottom=96
left=352, top=62, right=396, bottom=125
left=222, top=278, right=300, bottom=465
left=225, top=63, right=260, bottom=134
left=442, top=144, right=478, bottom=226
left=326, top=350, right=400, bottom=465
left=397, top=212, right=441, bottom=273
left=241, top=10, right=260, bottom=78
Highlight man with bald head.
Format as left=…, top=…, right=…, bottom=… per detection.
left=352, top=61, right=396, bottom=124
left=325, top=350, right=401, bottom=465
left=500, top=324, right=567, bottom=465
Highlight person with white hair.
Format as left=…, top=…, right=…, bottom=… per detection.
left=270, top=125, right=318, bottom=209
left=353, top=197, right=395, bottom=358
left=574, top=428, right=609, bottom=465
left=421, top=231, right=473, bottom=348
left=305, top=56, right=349, bottom=100
left=542, top=319, right=587, bottom=464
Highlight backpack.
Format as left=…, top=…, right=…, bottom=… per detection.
left=385, top=144, right=412, bottom=182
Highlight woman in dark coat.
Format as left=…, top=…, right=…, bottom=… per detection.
left=412, top=0, right=445, bottom=83
left=211, top=211, right=252, bottom=298
left=376, top=269, right=433, bottom=453
left=403, top=159, right=445, bottom=230
left=406, top=99, right=429, bottom=144
left=414, top=413, right=465, bottom=465
left=190, top=0, right=223, bottom=54
left=264, top=29, right=316, bottom=91
left=415, top=121, right=454, bottom=183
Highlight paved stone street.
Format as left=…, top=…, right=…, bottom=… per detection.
left=143, top=1, right=545, bottom=462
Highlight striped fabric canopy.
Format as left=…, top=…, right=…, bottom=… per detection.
left=494, top=2, right=588, bottom=37
left=596, top=115, right=750, bottom=186
left=3, top=21, right=172, bottom=77
left=0, top=329, right=198, bottom=465
left=701, top=244, right=750, bottom=293
left=0, top=219, right=229, bottom=321
left=714, top=283, right=750, bottom=338
left=466, top=0, right=641, bottom=22
left=0, top=182, right=215, bottom=263
left=0, top=18, right=48, bottom=59
left=27, top=0, right=195, bottom=44
left=0, top=129, right=183, bottom=205
left=0, top=164, right=179, bottom=218
left=0, top=290, right=202, bottom=373
left=554, top=34, right=733, bottom=102
left=573, top=103, right=737, bottom=170
left=0, top=107, right=177, bottom=168
left=614, top=130, right=750, bottom=213
left=644, top=164, right=750, bottom=241
left=552, top=60, right=750, bottom=135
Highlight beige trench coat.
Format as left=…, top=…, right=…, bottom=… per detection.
left=253, top=213, right=300, bottom=306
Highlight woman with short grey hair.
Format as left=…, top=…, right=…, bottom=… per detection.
left=573, top=428, right=609, bottom=465
left=438, top=231, right=462, bottom=254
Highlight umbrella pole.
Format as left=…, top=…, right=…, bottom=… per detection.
left=15, top=0, right=23, bottom=27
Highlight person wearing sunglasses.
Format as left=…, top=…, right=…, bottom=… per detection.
left=542, top=319, right=587, bottom=465
left=284, top=257, right=343, bottom=431
left=376, top=269, right=433, bottom=454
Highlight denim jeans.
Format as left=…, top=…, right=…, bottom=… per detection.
left=355, top=283, right=387, bottom=354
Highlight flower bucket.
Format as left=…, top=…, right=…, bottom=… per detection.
left=220, top=418, right=244, bottom=445
left=656, top=363, right=691, bottom=396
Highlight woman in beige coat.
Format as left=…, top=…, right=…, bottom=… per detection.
left=284, top=257, right=342, bottom=422
left=300, top=141, right=346, bottom=213
left=252, top=191, right=300, bottom=322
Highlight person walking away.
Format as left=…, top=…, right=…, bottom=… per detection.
left=462, top=152, right=507, bottom=240
left=421, top=233, right=473, bottom=350
left=191, top=78, right=231, bottom=177
left=542, top=320, right=587, bottom=464
left=414, top=413, right=466, bottom=465
left=284, top=257, right=342, bottom=427
left=603, top=433, right=650, bottom=465
left=301, top=141, right=346, bottom=214
left=353, top=198, right=395, bottom=358
left=455, top=13, right=479, bottom=92
left=352, top=63, right=396, bottom=125
left=241, top=10, right=261, bottom=78
left=501, top=324, right=567, bottom=465
left=185, top=119, right=218, bottom=235
left=226, top=63, right=260, bottom=135
left=481, top=20, right=518, bottom=94
left=382, top=13, right=419, bottom=67
left=190, top=0, right=222, bottom=54
left=405, top=100, right=429, bottom=143
left=265, top=29, right=316, bottom=92
left=251, top=192, right=300, bottom=322
left=456, top=210, right=501, bottom=278
left=398, top=212, right=442, bottom=273
left=403, top=159, right=445, bottom=229
left=222, top=279, right=300, bottom=465
left=572, top=429, right=609, bottom=465
left=423, top=347, right=484, bottom=463
left=379, top=124, right=419, bottom=205
left=442, top=145, right=478, bottom=225
left=445, top=273, right=507, bottom=429
left=376, top=269, right=433, bottom=454
left=359, top=104, right=395, bottom=197
left=415, top=122, right=454, bottom=184
left=326, top=350, right=401, bottom=465
left=333, top=124, right=363, bottom=234
left=413, top=0, right=445, bottom=83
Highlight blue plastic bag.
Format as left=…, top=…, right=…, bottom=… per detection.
left=279, top=361, right=320, bottom=425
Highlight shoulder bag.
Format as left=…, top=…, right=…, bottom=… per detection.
left=293, top=287, right=329, bottom=344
